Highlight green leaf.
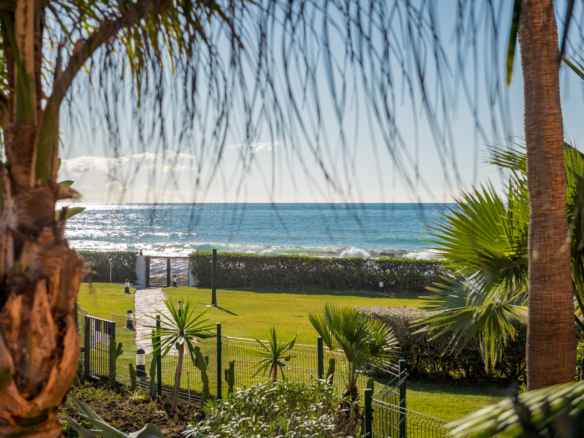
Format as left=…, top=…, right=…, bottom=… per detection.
left=59, top=180, right=74, bottom=187
left=506, top=0, right=521, bottom=86
left=55, top=206, right=86, bottom=220
left=128, top=423, right=165, bottom=438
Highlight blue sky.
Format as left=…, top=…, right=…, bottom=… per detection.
left=57, top=1, right=584, bottom=204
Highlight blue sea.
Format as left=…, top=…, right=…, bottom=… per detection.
left=63, top=203, right=452, bottom=258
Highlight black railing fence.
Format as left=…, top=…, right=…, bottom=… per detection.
left=77, top=307, right=461, bottom=437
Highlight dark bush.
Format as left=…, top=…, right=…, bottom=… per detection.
left=78, top=251, right=137, bottom=283
left=189, top=252, right=444, bottom=292
left=357, top=306, right=527, bottom=384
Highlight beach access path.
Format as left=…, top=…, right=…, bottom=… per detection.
left=134, top=287, right=176, bottom=354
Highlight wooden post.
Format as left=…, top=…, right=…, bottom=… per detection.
left=364, top=388, right=372, bottom=437
left=212, top=249, right=217, bottom=306
left=166, top=258, right=171, bottom=288
left=399, top=359, right=406, bottom=438
left=317, top=337, right=324, bottom=380
left=145, top=256, right=150, bottom=287
left=217, top=322, right=222, bottom=400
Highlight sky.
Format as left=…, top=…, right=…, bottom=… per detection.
left=56, top=1, right=584, bottom=204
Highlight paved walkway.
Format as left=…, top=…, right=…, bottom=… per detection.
left=134, top=287, right=176, bottom=354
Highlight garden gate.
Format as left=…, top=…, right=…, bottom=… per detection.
left=82, top=315, right=116, bottom=381
left=146, top=256, right=189, bottom=287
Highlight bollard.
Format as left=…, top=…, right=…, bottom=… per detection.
left=178, top=300, right=182, bottom=317
left=364, top=388, right=372, bottom=437
left=379, top=279, right=384, bottom=292
left=124, top=279, right=131, bottom=294
left=136, top=348, right=147, bottom=378
left=173, top=274, right=177, bottom=288
left=126, top=310, right=134, bottom=330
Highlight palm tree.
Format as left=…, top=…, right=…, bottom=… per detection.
left=309, top=304, right=398, bottom=400
left=145, top=298, right=215, bottom=411
left=245, top=327, right=297, bottom=383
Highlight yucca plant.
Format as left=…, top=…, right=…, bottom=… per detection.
left=144, top=298, right=216, bottom=410
left=309, top=304, right=398, bottom=400
left=244, top=327, right=298, bottom=383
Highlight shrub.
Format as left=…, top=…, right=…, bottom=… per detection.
left=189, top=252, right=443, bottom=292
left=79, top=251, right=137, bottom=283
left=357, top=306, right=527, bottom=384
left=184, top=381, right=360, bottom=437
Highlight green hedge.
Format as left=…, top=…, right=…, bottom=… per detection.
left=358, top=306, right=526, bottom=384
left=189, top=252, right=444, bottom=292
left=78, top=251, right=137, bottom=283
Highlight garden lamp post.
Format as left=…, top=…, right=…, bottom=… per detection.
left=178, top=300, right=182, bottom=317
left=136, top=348, right=147, bottom=378
left=172, top=274, right=177, bottom=287
left=124, top=279, right=130, bottom=294
left=126, top=310, right=134, bottom=330
left=379, top=280, right=384, bottom=293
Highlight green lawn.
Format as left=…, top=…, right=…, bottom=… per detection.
left=406, top=382, right=507, bottom=423
left=77, top=283, right=136, bottom=319
left=164, top=286, right=427, bottom=345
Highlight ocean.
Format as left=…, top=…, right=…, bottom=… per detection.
left=64, top=203, right=452, bottom=258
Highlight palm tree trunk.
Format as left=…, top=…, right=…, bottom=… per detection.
left=0, top=2, right=84, bottom=436
left=519, top=0, right=576, bottom=390
left=272, top=363, right=278, bottom=383
left=172, top=343, right=185, bottom=410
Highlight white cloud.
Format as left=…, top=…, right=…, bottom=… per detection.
left=131, top=150, right=196, bottom=162
left=228, top=141, right=279, bottom=154
left=61, top=156, right=128, bottom=175
left=142, top=163, right=195, bottom=173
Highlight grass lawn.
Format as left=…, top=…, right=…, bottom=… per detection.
left=164, top=286, right=427, bottom=345
left=406, top=382, right=508, bottom=423
left=77, top=283, right=136, bottom=319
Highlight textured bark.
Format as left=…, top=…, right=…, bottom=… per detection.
left=172, top=343, right=184, bottom=410
left=519, top=0, right=576, bottom=390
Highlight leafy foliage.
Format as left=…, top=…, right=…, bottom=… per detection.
left=448, top=381, right=584, bottom=438
left=79, top=251, right=138, bottom=283
left=309, top=304, right=398, bottom=398
left=183, top=381, right=360, bottom=438
left=144, top=297, right=216, bottom=410
left=190, top=252, right=443, bottom=292
left=358, top=306, right=527, bottom=384
left=244, top=327, right=298, bottom=383
left=416, top=144, right=584, bottom=366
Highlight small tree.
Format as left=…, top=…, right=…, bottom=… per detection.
left=145, top=297, right=215, bottom=410
left=309, top=304, right=398, bottom=400
left=245, top=327, right=297, bottom=383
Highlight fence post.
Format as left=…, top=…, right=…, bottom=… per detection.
left=217, top=322, right=222, bottom=400
left=212, top=249, right=217, bottom=306
left=166, top=258, right=171, bottom=287
left=84, top=315, right=90, bottom=380
left=399, top=359, right=406, bottom=438
left=317, top=337, right=324, bottom=380
left=156, top=315, right=162, bottom=397
left=364, top=388, right=372, bottom=437
left=109, top=321, right=116, bottom=382
left=145, top=256, right=150, bottom=287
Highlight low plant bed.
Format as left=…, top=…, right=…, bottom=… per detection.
left=60, top=380, right=200, bottom=437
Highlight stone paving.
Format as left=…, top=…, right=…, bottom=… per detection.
left=134, top=287, right=177, bottom=354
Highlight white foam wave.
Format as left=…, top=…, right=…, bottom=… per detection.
left=339, top=247, right=371, bottom=258
left=403, top=249, right=441, bottom=260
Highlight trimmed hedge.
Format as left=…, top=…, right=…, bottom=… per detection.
left=358, top=306, right=526, bottom=384
left=78, top=251, right=137, bottom=283
left=189, top=252, right=444, bottom=292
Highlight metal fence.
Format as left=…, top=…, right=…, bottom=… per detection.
left=78, top=308, right=458, bottom=437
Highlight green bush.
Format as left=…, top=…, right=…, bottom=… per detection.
left=189, top=252, right=443, bottom=292
left=78, top=251, right=137, bottom=283
left=184, top=381, right=360, bottom=437
left=357, top=306, right=527, bottom=384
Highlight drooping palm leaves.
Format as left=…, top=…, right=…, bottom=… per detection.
left=309, top=304, right=398, bottom=400
left=244, top=327, right=298, bottom=383
left=144, top=297, right=216, bottom=410
left=418, top=143, right=584, bottom=367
